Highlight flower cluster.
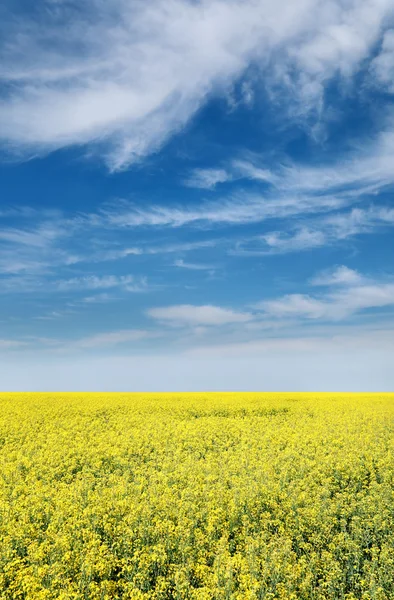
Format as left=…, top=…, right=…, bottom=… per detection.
left=0, top=392, right=393, bottom=599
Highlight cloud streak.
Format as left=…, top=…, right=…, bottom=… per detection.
left=310, top=265, right=364, bottom=287
left=147, top=304, right=252, bottom=326
left=234, top=205, right=394, bottom=255
left=256, top=267, right=394, bottom=321
left=98, top=126, right=394, bottom=233
left=57, top=274, right=148, bottom=293
left=100, top=192, right=347, bottom=229
left=173, top=259, right=216, bottom=271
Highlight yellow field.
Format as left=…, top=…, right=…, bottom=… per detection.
left=0, top=393, right=394, bottom=600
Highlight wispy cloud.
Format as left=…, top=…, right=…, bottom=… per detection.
left=0, top=223, right=65, bottom=247
left=321, top=205, right=394, bottom=237
left=255, top=268, right=394, bottom=321
left=146, top=239, right=219, bottom=255
left=91, top=247, right=143, bottom=261
left=89, top=239, right=219, bottom=263
left=234, top=228, right=326, bottom=256
left=35, top=308, right=77, bottom=321
left=1, top=0, right=393, bottom=169
left=80, top=293, right=114, bottom=304
left=0, top=208, right=222, bottom=295
left=71, top=329, right=155, bottom=349
left=8, top=329, right=158, bottom=351
left=99, top=124, right=394, bottom=231
left=186, top=127, right=394, bottom=198
left=184, top=168, right=231, bottom=189
left=0, top=0, right=270, bottom=170
left=173, top=259, right=216, bottom=271
left=57, top=274, right=148, bottom=293
left=234, top=205, right=394, bottom=255
left=181, top=125, right=394, bottom=239
left=310, top=265, right=364, bottom=287
left=0, top=219, right=80, bottom=275
left=185, top=161, right=277, bottom=190
left=147, top=304, right=252, bottom=327
left=4, top=266, right=394, bottom=365
left=371, top=28, right=394, bottom=91
left=100, top=192, right=346, bottom=229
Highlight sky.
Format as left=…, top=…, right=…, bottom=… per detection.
left=0, top=0, right=394, bottom=391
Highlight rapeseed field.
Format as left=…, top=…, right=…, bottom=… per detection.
left=0, top=393, right=393, bottom=599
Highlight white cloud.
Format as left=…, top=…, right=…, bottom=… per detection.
left=147, top=304, right=252, bottom=326
left=0, top=245, right=79, bottom=276
left=0, top=0, right=393, bottom=169
left=231, top=160, right=278, bottom=184
left=2, top=264, right=394, bottom=390
left=284, top=0, right=394, bottom=105
left=311, top=265, right=363, bottom=286
left=35, top=308, right=77, bottom=321
left=0, top=0, right=269, bottom=170
left=371, top=28, right=394, bottom=90
left=259, top=294, right=327, bottom=319
left=73, top=329, right=154, bottom=349
left=337, top=283, right=394, bottom=314
left=11, top=329, right=158, bottom=350
left=0, top=224, right=64, bottom=247
left=0, top=207, right=222, bottom=292
left=243, top=228, right=327, bottom=255
left=184, top=161, right=276, bottom=190
left=99, top=123, right=394, bottom=230
left=184, top=168, right=231, bottom=189
left=57, top=274, right=148, bottom=292
left=146, top=240, right=219, bottom=254
left=0, top=219, right=81, bottom=276
left=101, top=191, right=346, bottom=229
left=182, top=125, right=394, bottom=234
left=80, top=293, right=114, bottom=304
left=322, top=205, right=394, bottom=237
left=89, top=240, right=219, bottom=264
left=234, top=205, right=394, bottom=255
left=93, top=247, right=143, bottom=261
left=247, top=131, right=394, bottom=196
left=256, top=272, right=394, bottom=321
left=174, top=259, right=215, bottom=270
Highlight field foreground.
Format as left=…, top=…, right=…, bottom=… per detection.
left=1, top=393, right=394, bottom=600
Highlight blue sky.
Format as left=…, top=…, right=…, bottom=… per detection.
left=1, top=0, right=394, bottom=390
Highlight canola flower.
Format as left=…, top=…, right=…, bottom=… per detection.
left=0, top=392, right=394, bottom=599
